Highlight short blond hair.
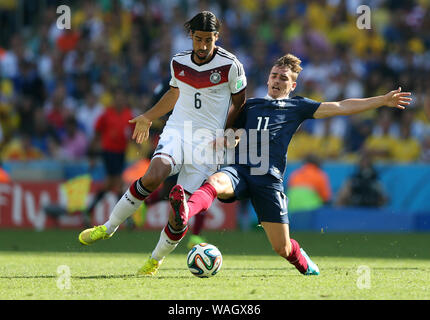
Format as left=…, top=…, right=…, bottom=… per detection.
left=274, top=54, right=303, bottom=81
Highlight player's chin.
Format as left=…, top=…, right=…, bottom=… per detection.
left=198, top=56, right=208, bottom=61
left=269, top=88, right=281, bottom=99
left=196, top=52, right=209, bottom=60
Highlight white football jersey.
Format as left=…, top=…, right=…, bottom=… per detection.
left=167, top=47, right=247, bottom=136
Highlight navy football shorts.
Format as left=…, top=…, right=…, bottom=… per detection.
left=218, top=164, right=289, bottom=224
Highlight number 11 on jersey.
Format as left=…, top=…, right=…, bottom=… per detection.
left=257, top=117, right=270, bottom=130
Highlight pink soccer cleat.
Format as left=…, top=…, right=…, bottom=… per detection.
left=169, top=184, right=189, bottom=228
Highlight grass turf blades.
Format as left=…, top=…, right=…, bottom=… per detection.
left=0, top=229, right=429, bottom=300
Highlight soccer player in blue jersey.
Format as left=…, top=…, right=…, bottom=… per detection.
left=167, top=53, right=412, bottom=276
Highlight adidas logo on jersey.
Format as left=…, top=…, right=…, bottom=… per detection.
left=179, top=70, right=185, bottom=76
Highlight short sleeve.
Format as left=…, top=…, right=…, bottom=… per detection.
left=169, top=59, right=178, bottom=88
left=228, top=59, right=247, bottom=94
left=298, top=97, right=321, bottom=120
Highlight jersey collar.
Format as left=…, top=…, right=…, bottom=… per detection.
left=265, top=94, right=290, bottom=100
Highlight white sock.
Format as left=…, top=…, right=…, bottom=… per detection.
left=151, top=228, right=182, bottom=261
left=104, top=189, right=143, bottom=234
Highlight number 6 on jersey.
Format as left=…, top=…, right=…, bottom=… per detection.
left=195, top=92, right=202, bottom=109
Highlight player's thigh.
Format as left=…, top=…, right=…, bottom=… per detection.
left=152, top=127, right=184, bottom=176
left=260, top=222, right=291, bottom=257
left=216, top=165, right=250, bottom=202
left=249, top=178, right=289, bottom=225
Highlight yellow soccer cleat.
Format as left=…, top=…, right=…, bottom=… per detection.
left=78, top=225, right=113, bottom=245
left=137, top=257, right=164, bottom=276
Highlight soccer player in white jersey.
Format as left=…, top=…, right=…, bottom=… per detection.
left=78, top=11, right=247, bottom=274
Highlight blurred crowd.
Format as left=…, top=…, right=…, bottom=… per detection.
left=0, top=0, right=430, bottom=165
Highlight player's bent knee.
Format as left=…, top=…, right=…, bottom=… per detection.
left=207, top=173, right=229, bottom=194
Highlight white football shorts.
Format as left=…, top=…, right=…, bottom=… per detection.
left=152, top=127, right=223, bottom=193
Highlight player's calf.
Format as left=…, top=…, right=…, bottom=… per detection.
left=272, top=242, right=292, bottom=259
left=140, top=157, right=172, bottom=191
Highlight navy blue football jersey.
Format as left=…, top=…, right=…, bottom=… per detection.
left=233, top=96, right=321, bottom=179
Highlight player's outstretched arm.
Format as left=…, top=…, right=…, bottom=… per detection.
left=129, top=87, right=179, bottom=144
left=313, top=87, right=412, bottom=119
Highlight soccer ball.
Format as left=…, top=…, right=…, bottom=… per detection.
left=187, top=243, right=222, bottom=278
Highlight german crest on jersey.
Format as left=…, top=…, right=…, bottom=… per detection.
left=210, top=71, right=221, bottom=84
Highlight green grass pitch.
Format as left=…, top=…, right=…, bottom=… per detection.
left=0, top=229, right=429, bottom=300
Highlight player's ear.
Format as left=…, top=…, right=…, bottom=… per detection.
left=214, top=32, right=219, bottom=42
left=291, top=82, right=297, bottom=91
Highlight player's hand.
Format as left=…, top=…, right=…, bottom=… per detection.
left=384, top=87, right=412, bottom=110
left=129, top=115, right=152, bottom=144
